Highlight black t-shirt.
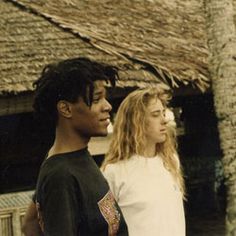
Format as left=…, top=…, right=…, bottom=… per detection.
left=35, top=147, right=128, bottom=236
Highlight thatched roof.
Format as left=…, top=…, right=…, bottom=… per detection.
left=1, top=0, right=211, bottom=95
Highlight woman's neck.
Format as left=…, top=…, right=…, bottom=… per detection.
left=142, top=142, right=156, bottom=157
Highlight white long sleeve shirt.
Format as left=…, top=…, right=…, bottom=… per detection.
left=103, top=155, right=185, bottom=236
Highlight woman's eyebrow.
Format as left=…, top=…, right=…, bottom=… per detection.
left=151, top=108, right=166, bottom=114
left=151, top=109, right=161, bottom=112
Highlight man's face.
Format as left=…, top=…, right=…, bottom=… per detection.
left=70, top=81, right=112, bottom=138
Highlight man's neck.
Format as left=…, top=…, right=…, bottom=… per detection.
left=48, top=128, right=90, bottom=157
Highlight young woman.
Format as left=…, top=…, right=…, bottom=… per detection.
left=102, top=86, right=186, bottom=236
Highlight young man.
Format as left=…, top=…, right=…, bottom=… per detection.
left=22, top=57, right=128, bottom=236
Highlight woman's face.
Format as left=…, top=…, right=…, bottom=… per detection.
left=145, top=97, right=167, bottom=145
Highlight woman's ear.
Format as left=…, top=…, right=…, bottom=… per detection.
left=57, top=100, right=72, bottom=118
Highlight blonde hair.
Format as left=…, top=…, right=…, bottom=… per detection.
left=102, top=85, right=185, bottom=196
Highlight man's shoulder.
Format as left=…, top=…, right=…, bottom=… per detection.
left=40, top=161, right=69, bottom=179
left=38, top=156, right=75, bottom=180
left=43, top=150, right=88, bottom=168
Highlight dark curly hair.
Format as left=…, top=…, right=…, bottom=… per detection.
left=33, top=57, right=118, bottom=128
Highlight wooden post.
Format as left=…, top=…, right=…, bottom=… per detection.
left=12, top=209, right=21, bottom=236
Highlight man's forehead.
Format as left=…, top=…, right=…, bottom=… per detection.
left=93, top=80, right=107, bottom=93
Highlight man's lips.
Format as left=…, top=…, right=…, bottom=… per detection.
left=100, top=117, right=110, bottom=125
left=100, top=117, right=110, bottom=121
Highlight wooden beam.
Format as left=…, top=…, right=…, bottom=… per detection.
left=0, top=93, right=34, bottom=116
left=88, top=134, right=112, bottom=155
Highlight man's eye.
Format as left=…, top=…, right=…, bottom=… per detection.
left=93, top=98, right=100, bottom=103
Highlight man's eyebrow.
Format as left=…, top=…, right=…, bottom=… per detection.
left=93, top=90, right=106, bottom=96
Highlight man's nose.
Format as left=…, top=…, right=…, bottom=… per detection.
left=104, top=98, right=112, bottom=112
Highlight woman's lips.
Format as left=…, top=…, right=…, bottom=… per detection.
left=160, top=128, right=167, bottom=133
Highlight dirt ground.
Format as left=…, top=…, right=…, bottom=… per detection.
left=186, top=211, right=225, bottom=236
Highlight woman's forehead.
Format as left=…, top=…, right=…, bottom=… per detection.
left=147, top=98, right=164, bottom=110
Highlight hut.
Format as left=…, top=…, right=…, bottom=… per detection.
left=0, top=0, right=223, bottom=235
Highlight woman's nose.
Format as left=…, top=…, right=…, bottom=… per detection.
left=161, top=113, right=167, bottom=124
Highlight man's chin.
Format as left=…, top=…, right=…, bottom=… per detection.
left=93, top=131, right=108, bottom=137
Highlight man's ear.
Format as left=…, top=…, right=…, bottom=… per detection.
left=57, top=100, right=72, bottom=118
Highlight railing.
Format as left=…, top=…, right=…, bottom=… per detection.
left=0, top=207, right=27, bottom=236
left=0, top=191, right=33, bottom=236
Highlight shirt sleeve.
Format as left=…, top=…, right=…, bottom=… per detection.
left=102, top=164, right=120, bottom=201
left=37, top=172, right=80, bottom=236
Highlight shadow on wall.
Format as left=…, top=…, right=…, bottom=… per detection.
left=0, top=112, right=54, bottom=193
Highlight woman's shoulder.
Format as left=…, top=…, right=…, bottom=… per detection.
left=102, top=156, right=138, bottom=176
